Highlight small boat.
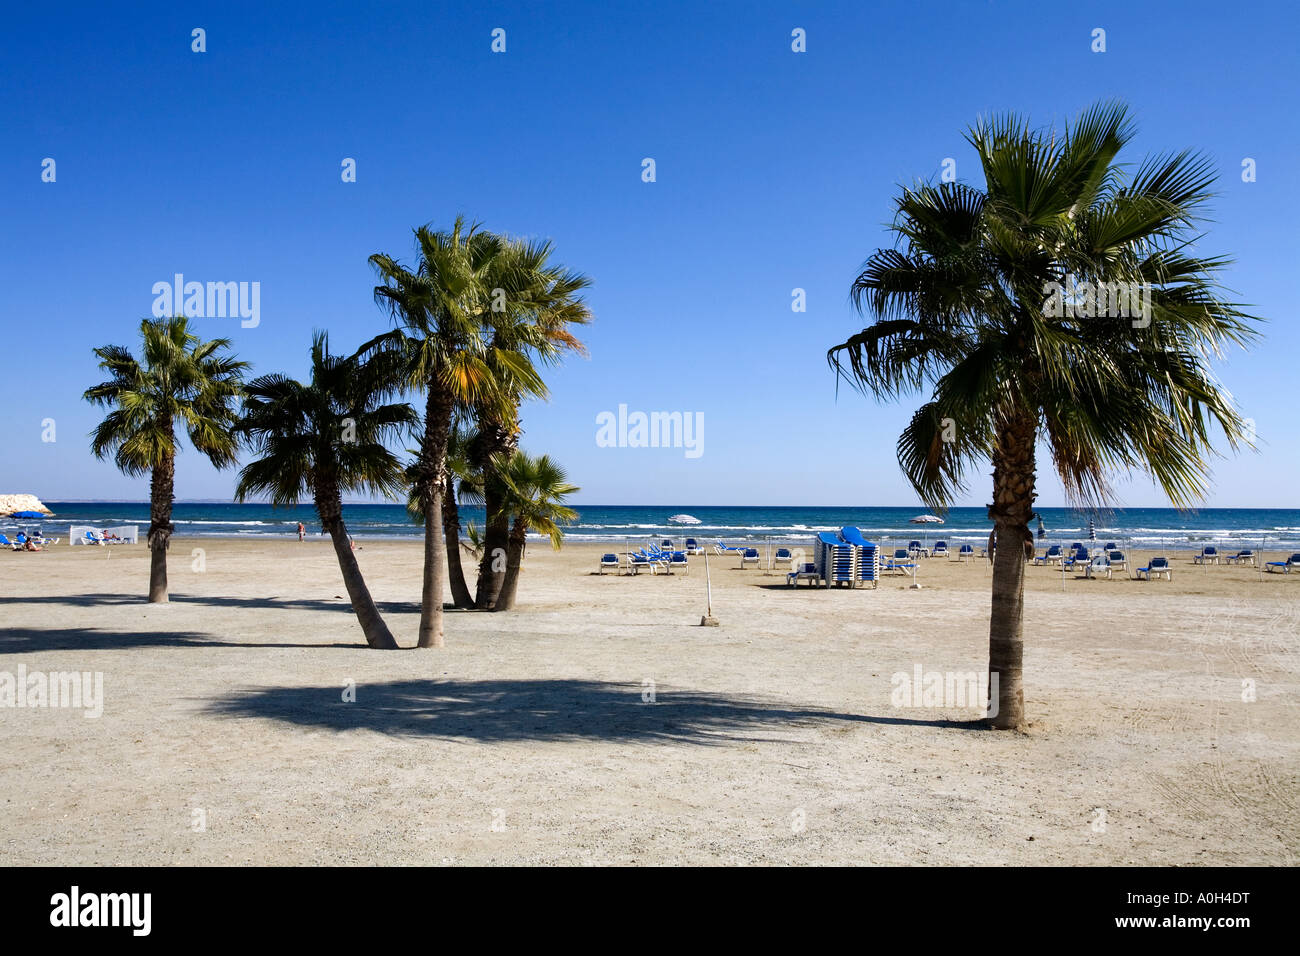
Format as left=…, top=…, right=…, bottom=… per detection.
left=667, top=513, right=701, bottom=525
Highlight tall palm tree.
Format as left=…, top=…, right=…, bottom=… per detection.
left=84, top=316, right=247, bottom=603
left=828, top=102, right=1258, bottom=729
left=405, top=417, right=483, bottom=610
left=494, top=451, right=579, bottom=612
left=470, top=237, right=591, bottom=609
left=234, top=333, right=415, bottom=650
left=366, top=217, right=507, bottom=647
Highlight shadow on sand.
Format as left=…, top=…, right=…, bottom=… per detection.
left=205, top=678, right=985, bottom=743
left=0, top=592, right=419, bottom=616
left=0, top=624, right=362, bottom=652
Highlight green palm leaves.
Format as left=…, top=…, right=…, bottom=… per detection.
left=234, top=332, right=415, bottom=506
left=502, top=452, right=579, bottom=551
left=830, top=100, right=1259, bottom=511
left=86, top=316, right=247, bottom=476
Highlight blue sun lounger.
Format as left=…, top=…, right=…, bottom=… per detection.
left=1265, top=553, right=1300, bottom=574
left=883, top=548, right=917, bottom=576
left=1135, top=556, right=1172, bottom=581
left=1033, top=544, right=1063, bottom=565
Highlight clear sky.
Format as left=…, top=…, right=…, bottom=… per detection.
left=2, top=0, right=1296, bottom=508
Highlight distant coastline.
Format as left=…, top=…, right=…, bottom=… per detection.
left=17, top=501, right=1300, bottom=549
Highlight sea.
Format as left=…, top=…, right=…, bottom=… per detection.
left=12, top=502, right=1300, bottom=550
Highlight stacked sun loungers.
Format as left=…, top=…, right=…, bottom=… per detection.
left=839, top=527, right=880, bottom=589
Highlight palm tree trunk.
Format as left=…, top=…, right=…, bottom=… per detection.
left=146, top=450, right=175, bottom=603
left=494, top=517, right=528, bottom=612
left=443, top=475, right=474, bottom=609
left=316, top=486, right=399, bottom=649
left=987, top=411, right=1037, bottom=730
left=418, top=385, right=454, bottom=647
left=472, top=417, right=515, bottom=610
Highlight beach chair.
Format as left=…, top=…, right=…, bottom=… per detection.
left=908, top=540, right=929, bottom=558
left=738, top=547, right=760, bottom=569
left=787, top=562, right=820, bottom=587
left=641, top=547, right=674, bottom=573
left=931, top=540, right=949, bottom=558
left=773, top=547, right=793, bottom=570
left=1033, top=544, right=1063, bottom=566
left=628, top=552, right=654, bottom=575
left=660, top=539, right=674, bottom=551
left=883, top=548, right=916, bottom=576
left=599, top=553, right=620, bottom=574
left=668, top=551, right=689, bottom=573
left=1107, top=550, right=1127, bottom=572
left=1084, top=554, right=1112, bottom=579
left=956, top=544, right=975, bottom=561
left=684, top=538, right=703, bottom=555
left=1193, top=546, right=1220, bottom=565
left=0, top=533, right=21, bottom=551
left=1103, top=542, right=1118, bottom=552
left=1226, top=549, right=1256, bottom=566
left=1135, top=556, right=1172, bottom=581
left=1265, top=553, right=1300, bottom=574
left=714, top=541, right=743, bottom=555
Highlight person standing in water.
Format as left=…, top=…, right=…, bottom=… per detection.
left=297, top=522, right=305, bottom=542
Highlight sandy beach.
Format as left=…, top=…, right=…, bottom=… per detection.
left=1, top=537, right=1296, bottom=866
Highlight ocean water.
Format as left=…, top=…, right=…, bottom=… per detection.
left=14, top=502, right=1300, bottom=550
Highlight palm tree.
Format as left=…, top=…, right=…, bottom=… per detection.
left=405, top=417, right=483, bottom=610
left=84, top=316, right=247, bottom=603
left=234, top=333, right=415, bottom=650
left=828, top=102, right=1258, bottom=729
left=366, top=218, right=505, bottom=647
left=469, top=237, right=591, bottom=609
left=494, top=451, right=579, bottom=611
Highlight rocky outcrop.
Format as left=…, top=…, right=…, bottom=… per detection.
left=0, top=494, right=53, bottom=516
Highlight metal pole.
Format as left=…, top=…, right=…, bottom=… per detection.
left=701, top=550, right=718, bottom=625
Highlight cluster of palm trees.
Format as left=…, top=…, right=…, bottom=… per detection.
left=85, top=218, right=590, bottom=650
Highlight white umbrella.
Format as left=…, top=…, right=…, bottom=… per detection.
left=910, top=514, right=943, bottom=524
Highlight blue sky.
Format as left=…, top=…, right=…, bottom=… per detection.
left=2, top=0, right=1296, bottom=507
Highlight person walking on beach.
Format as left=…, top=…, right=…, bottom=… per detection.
left=297, top=522, right=305, bottom=542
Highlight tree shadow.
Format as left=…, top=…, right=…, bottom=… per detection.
left=0, top=624, right=360, bottom=653
left=205, top=678, right=984, bottom=743
left=0, top=592, right=419, bottom=615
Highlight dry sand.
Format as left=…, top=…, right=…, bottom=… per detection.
left=1, top=537, right=1297, bottom=865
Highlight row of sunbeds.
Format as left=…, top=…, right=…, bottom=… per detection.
left=1, top=531, right=55, bottom=551
left=1031, top=542, right=1300, bottom=579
